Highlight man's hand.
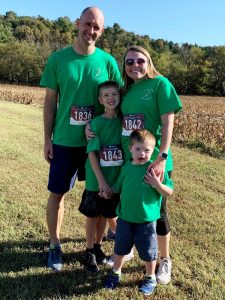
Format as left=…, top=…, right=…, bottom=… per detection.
left=44, top=139, right=53, bottom=163
left=85, top=123, right=96, bottom=141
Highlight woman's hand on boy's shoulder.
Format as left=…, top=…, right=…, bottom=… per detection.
left=148, top=157, right=166, bottom=182
left=144, top=168, right=161, bottom=189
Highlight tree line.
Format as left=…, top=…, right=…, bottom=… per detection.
left=0, top=11, right=225, bottom=95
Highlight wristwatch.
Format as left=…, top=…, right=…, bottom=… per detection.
left=160, top=152, right=168, bottom=160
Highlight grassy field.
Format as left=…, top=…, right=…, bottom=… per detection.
left=0, top=101, right=225, bottom=300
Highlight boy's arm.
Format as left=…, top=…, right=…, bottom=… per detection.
left=144, top=168, right=173, bottom=197
left=88, top=151, right=113, bottom=199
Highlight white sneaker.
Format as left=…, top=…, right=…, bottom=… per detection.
left=106, top=248, right=134, bottom=267
left=156, top=257, right=172, bottom=284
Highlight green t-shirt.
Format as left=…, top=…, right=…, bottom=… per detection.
left=40, top=46, right=121, bottom=147
left=121, top=76, right=182, bottom=170
left=113, top=161, right=173, bottom=223
left=85, top=115, right=123, bottom=191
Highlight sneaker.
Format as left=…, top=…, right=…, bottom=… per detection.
left=94, top=244, right=108, bottom=264
left=139, top=276, right=157, bottom=296
left=104, top=272, right=121, bottom=289
left=106, top=248, right=134, bottom=267
left=85, top=251, right=99, bottom=273
left=156, top=257, right=172, bottom=284
left=47, top=244, right=63, bottom=271
left=106, top=228, right=116, bottom=241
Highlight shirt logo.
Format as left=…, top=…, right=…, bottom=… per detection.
left=94, top=67, right=105, bottom=78
left=141, top=89, right=154, bottom=101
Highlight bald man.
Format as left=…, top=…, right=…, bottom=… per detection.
left=40, top=7, right=121, bottom=271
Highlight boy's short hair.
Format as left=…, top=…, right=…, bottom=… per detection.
left=130, top=129, right=156, bottom=147
left=98, top=80, right=120, bottom=96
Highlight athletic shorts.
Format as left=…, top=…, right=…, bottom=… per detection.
left=115, top=218, right=158, bottom=262
left=79, top=190, right=120, bottom=218
left=156, top=171, right=172, bottom=236
left=48, top=144, right=87, bottom=194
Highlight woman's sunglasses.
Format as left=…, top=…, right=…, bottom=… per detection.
left=125, top=58, right=147, bottom=66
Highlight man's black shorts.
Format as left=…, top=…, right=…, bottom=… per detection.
left=48, top=144, right=87, bottom=194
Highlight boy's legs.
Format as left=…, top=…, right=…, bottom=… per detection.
left=95, top=216, right=107, bottom=244
left=79, top=191, right=108, bottom=271
left=145, top=260, right=157, bottom=275
left=104, top=218, right=133, bottom=289
left=86, top=216, right=99, bottom=249
left=134, top=222, right=157, bottom=296
left=106, top=217, right=117, bottom=240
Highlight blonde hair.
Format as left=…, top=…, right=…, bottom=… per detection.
left=122, top=45, right=160, bottom=92
left=130, top=129, right=156, bottom=147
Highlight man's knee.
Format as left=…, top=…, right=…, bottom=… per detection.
left=49, top=192, right=65, bottom=203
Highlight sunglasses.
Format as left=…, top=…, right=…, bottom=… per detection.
left=125, top=58, right=147, bottom=66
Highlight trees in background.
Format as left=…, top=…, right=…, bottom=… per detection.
left=0, top=11, right=224, bottom=95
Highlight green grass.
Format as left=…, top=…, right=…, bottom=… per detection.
left=0, top=101, right=225, bottom=300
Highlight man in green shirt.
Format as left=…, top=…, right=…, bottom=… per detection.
left=40, top=7, right=121, bottom=271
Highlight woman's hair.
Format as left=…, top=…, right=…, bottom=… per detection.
left=122, top=45, right=160, bottom=92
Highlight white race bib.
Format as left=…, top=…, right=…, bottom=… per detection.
left=100, top=145, right=124, bottom=167
left=70, top=105, right=94, bottom=125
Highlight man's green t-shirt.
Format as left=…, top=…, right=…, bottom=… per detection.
left=113, top=160, right=173, bottom=223
left=40, top=46, right=121, bottom=147
left=85, top=115, right=123, bottom=191
left=121, top=76, right=182, bottom=171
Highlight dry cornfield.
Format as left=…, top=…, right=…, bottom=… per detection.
left=0, top=84, right=45, bottom=105
left=175, top=95, right=225, bottom=154
left=0, top=84, right=225, bottom=155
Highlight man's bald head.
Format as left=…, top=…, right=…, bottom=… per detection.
left=80, top=6, right=104, bottom=25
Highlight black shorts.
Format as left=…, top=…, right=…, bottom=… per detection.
left=156, top=171, right=172, bottom=236
left=79, top=190, right=120, bottom=218
left=48, top=144, right=87, bottom=194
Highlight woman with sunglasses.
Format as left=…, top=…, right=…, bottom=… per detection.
left=121, top=45, right=182, bottom=285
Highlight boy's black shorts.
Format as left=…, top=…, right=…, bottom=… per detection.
left=79, top=190, right=120, bottom=218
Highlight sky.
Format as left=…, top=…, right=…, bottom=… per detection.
left=1, top=0, right=225, bottom=47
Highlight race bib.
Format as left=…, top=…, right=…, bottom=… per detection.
left=70, top=105, right=94, bottom=125
left=122, top=114, right=144, bottom=136
left=100, top=145, right=124, bottom=167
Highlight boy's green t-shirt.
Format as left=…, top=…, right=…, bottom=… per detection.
left=113, top=160, right=173, bottom=223
left=121, top=76, right=182, bottom=170
left=85, top=115, right=123, bottom=191
left=40, top=46, right=121, bottom=147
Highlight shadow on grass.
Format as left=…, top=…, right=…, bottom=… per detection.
left=0, top=238, right=85, bottom=273
left=0, top=268, right=107, bottom=299
left=0, top=238, right=145, bottom=299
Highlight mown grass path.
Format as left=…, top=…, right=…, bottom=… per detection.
left=0, top=101, right=224, bottom=299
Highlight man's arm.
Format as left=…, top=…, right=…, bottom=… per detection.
left=43, top=88, right=58, bottom=163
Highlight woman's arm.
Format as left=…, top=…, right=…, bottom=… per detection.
left=144, top=168, right=173, bottom=197
left=149, top=112, right=174, bottom=179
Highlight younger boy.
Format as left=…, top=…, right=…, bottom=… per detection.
left=104, top=129, right=173, bottom=296
left=79, top=80, right=123, bottom=272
